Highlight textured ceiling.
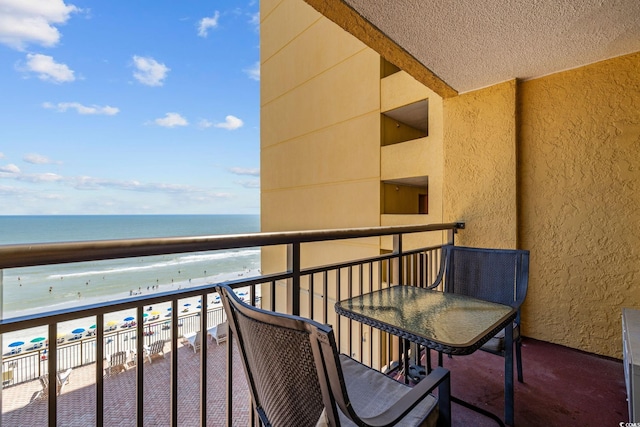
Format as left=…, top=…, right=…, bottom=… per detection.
left=343, top=0, right=640, bottom=93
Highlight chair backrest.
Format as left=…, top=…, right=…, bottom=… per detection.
left=216, top=321, right=228, bottom=337
left=149, top=340, right=164, bottom=354
left=192, top=331, right=202, bottom=348
left=217, top=285, right=326, bottom=426
left=111, top=351, right=127, bottom=364
left=440, top=245, right=530, bottom=309
left=217, top=285, right=364, bottom=427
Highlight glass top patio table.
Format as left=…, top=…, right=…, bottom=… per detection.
left=335, top=285, right=517, bottom=355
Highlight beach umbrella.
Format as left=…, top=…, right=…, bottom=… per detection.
left=8, top=341, right=24, bottom=348
left=167, top=307, right=172, bottom=311
left=89, top=324, right=97, bottom=330
left=143, top=313, right=149, bottom=318
left=151, top=311, right=161, bottom=316
left=30, top=337, right=46, bottom=343
left=183, top=303, right=191, bottom=307
left=106, top=320, right=118, bottom=326
left=124, top=316, right=135, bottom=322
left=71, top=328, right=85, bottom=334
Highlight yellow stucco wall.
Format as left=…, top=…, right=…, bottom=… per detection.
left=519, top=52, right=640, bottom=357
left=442, top=54, right=640, bottom=358
left=260, top=0, right=382, bottom=317
left=260, top=1, right=445, bottom=343
left=443, top=80, right=518, bottom=249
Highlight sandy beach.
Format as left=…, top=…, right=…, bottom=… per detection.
left=2, top=268, right=260, bottom=354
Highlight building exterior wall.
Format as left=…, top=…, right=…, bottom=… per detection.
left=260, top=0, right=382, bottom=317
left=260, top=0, right=445, bottom=365
left=442, top=80, right=518, bottom=249
left=518, top=52, right=640, bottom=357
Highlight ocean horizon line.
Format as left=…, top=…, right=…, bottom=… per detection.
left=0, top=213, right=260, bottom=217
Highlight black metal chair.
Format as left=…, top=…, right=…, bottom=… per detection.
left=429, top=245, right=530, bottom=382
left=216, top=284, right=451, bottom=427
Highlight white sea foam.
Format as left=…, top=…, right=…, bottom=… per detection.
left=46, top=249, right=260, bottom=279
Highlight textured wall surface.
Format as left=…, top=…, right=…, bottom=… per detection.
left=519, top=52, right=640, bottom=358
left=442, top=80, right=518, bottom=249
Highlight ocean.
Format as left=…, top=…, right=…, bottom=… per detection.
left=0, top=215, right=261, bottom=319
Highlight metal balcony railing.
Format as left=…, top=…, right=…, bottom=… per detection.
left=0, top=222, right=463, bottom=427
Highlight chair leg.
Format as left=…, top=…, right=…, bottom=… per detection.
left=516, top=340, right=523, bottom=383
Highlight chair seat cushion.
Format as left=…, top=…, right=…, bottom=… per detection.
left=334, top=354, right=438, bottom=427
left=481, top=322, right=520, bottom=354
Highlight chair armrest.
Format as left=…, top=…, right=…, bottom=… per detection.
left=356, top=367, right=450, bottom=427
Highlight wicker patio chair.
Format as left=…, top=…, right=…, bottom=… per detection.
left=429, top=245, right=530, bottom=382
left=217, top=284, right=451, bottom=427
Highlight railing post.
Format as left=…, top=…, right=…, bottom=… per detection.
left=0, top=268, right=3, bottom=427
left=47, top=323, right=57, bottom=427
left=287, top=243, right=301, bottom=316
left=393, top=234, right=403, bottom=285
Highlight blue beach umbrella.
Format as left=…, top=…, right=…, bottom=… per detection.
left=124, top=316, right=135, bottom=322
left=167, top=307, right=172, bottom=311
left=183, top=303, right=191, bottom=307
left=8, top=341, right=24, bottom=348
left=71, top=328, right=85, bottom=334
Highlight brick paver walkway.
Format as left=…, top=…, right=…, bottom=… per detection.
left=1, top=338, right=250, bottom=426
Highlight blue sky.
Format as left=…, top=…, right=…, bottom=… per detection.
left=0, top=0, right=260, bottom=215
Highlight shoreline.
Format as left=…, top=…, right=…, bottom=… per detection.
left=2, top=269, right=260, bottom=353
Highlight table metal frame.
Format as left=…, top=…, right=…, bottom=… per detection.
left=336, top=285, right=517, bottom=426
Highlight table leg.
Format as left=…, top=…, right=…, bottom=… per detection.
left=504, top=322, right=514, bottom=425
left=402, top=338, right=410, bottom=384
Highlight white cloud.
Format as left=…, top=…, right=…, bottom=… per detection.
left=132, top=55, right=169, bottom=86
left=249, top=12, right=259, bottom=28
left=24, top=53, right=75, bottom=83
left=0, top=152, right=4, bottom=159
left=17, top=172, right=62, bottom=183
left=43, top=101, right=119, bottom=115
left=0, top=0, right=79, bottom=50
left=236, top=180, right=260, bottom=189
left=244, top=62, right=260, bottom=81
left=197, top=119, right=213, bottom=129
left=0, top=164, right=20, bottom=173
left=214, top=115, right=243, bottom=130
left=229, top=167, right=259, bottom=177
left=0, top=184, right=30, bottom=195
left=154, top=112, right=188, bottom=128
left=197, top=11, right=219, bottom=37
left=23, top=153, right=60, bottom=165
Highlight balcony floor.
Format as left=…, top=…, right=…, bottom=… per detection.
left=1, top=338, right=251, bottom=426
left=1, top=336, right=627, bottom=426
left=426, top=337, right=627, bottom=426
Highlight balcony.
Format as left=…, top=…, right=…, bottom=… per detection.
left=0, top=224, right=627, bottom=426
